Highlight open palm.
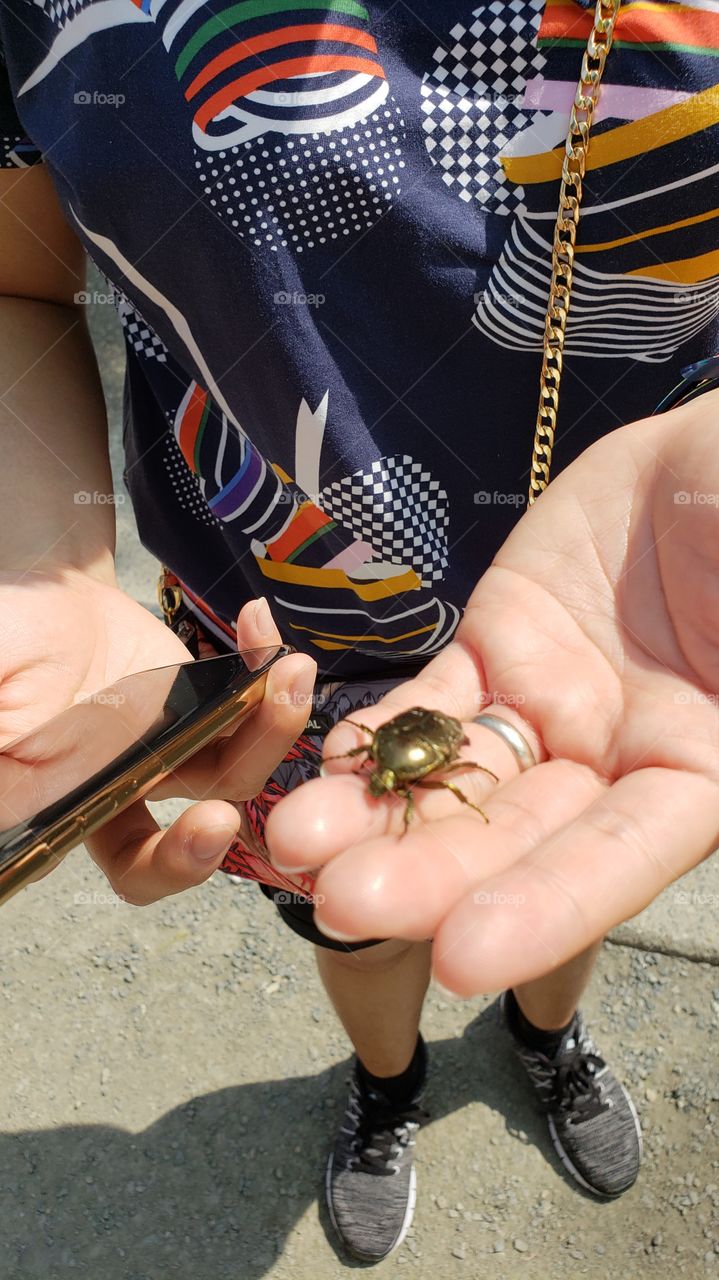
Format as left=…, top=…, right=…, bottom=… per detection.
left=268, top=393, right=719, bottom=993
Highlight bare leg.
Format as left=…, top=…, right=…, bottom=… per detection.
left=315, top=938, right=432, bottom=1076
left=512, top=940, right=603, bottom=1030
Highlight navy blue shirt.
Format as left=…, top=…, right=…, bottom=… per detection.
left=3, top=0, right=719, bottom=676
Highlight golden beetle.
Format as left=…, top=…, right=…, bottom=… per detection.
left=325, top=706, right=499, bottom=831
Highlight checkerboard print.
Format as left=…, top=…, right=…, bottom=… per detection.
left=115, top=292, right=169, bottom=364
left=321, top=456, right=449, bottom=585
left=420, top=0, right=546, bottom=215
left=44, top=0, right=87, bottom=26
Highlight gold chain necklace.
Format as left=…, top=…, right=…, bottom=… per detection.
left=528, top=0, right=623, bottom=504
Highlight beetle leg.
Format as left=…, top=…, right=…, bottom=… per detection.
left=322, top=745, right=372, bottom=763
left=440, top=759, right=500, bottom=784
left=399, top=788, right=415, bottom=833
left=414, top=777, right=490, bottom=823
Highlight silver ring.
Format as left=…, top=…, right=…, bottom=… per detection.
left=474, top=713, right=537, bottom=772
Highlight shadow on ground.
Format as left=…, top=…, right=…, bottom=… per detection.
left=1, top=1006, right=594, bottom=1278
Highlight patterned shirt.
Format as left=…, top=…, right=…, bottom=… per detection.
left=2, top=0, right=719, bottom=681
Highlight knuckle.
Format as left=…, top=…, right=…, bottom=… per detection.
left=589, top=801, right=653, bottom=866
left=421, top=671, right=465, bottom=721
left=531, top=861, right=592, bottom=940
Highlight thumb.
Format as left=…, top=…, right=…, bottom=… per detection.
left=85, top=797, right=243, bottom=905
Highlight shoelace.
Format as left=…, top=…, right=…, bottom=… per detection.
left=521, top=1041, right=609, bottom=1123
left=343, top=1082, right=428, bottom=1176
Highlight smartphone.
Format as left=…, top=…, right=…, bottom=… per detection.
left=0, top=646, right=292, bottom=906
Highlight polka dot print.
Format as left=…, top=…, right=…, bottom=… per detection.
left=195, top=100, right=407, bottom=252
left=163, top=435, right=222, bottom=529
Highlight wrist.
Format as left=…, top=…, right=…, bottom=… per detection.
left=0, top=551, right=118, bottom=591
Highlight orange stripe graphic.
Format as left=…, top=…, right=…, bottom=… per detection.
left=177, top=385, right=207, bottom=471
left=266, top=501, right=334, bottom=562
left=186, top=23, right=378, bottom=100
left=538, top=0, right=719, bottom=49
left=194, top=54, right=386, bottom=130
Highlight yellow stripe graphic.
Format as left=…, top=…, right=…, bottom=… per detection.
left=502, top=84, right=719, bottom=186
left=256, top=557, right=421, bottom=598
left=626, top=247, right=719, bottom=282
left=575, top=206, right=719, bottom=253
left=290, top=623, right=435, bottom=643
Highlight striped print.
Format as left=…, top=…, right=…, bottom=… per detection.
left=152, top=0, right=387, bottom=143
left=537, top=0, right=719, bottom=54
left=474, top=213, right=719, bottom=362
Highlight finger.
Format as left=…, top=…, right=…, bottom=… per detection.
left=302, top=761, right=605, bottom=941
left=151, top=650, right=316, bottom=802
left=234, top=596, right=282, bottom=669
left=150, top=596, right=316, bottom=802
left=86, top=797, right=243, bottom=906
left=268, top=712, right=545, bottom=871
left=432, top=767, right=719, bottom=995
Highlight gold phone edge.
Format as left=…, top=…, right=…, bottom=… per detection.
left=0, top=672, right=269, bottom=907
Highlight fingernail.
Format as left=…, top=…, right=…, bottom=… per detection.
left=272, top=860, right=314, bottom=874
left=189, top=823, right=238, bottom=863
left=316, top=919, right=364, bottom=943
left=253, top=596, right=274, bottom=638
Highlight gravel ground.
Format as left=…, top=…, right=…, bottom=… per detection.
left=1, top=850, right=718, bottom=1280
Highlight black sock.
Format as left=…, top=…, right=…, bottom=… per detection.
left=506, top=989, right=576, bottom=1057
left=357, top=1034, right=427, bottom=1105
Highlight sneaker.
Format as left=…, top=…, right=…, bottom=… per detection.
left=326, top=1064, right=428, bottom=1261
left=500, top=992, right=642, bottom=1198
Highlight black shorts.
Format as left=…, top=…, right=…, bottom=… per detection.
left=258, top=882, right=384, bottom=952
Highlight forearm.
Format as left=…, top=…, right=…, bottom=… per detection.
left=0, top=296, right=117, bottom=583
